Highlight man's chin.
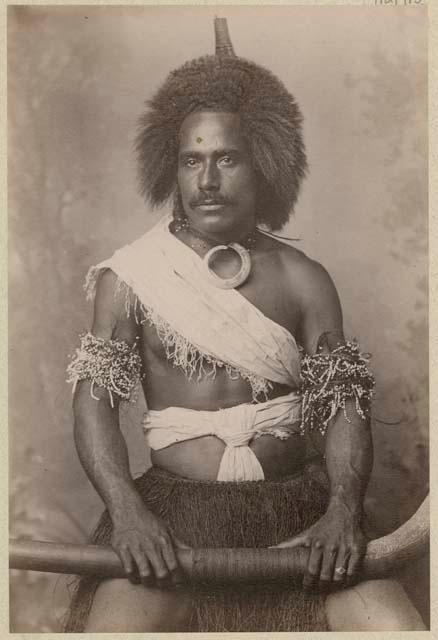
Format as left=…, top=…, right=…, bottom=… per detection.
left=186, top=207, right=231, bottom=230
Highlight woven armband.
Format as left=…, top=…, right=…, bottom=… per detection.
left=300, top=340, right=375, bottom=436
left=67, top=332, right=142, bottom=407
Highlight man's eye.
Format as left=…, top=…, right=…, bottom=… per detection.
left=184, top=158, right=198, bottom=167
left=219, top=156, right=234, bottom=166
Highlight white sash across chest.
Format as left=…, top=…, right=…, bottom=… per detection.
left=85, top=214, right=302, bottom=398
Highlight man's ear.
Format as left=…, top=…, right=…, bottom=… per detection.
left=172, top=187, right=186, bottom=219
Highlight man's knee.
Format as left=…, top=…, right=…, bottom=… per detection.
left=85, top=578, right=191, bottom=632
left=326, top=578, right=426, bottom=631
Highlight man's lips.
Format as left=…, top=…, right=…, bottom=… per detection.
left=191, top=200, right=229, bottom=211
left=197, top=204, right=224, bottom=211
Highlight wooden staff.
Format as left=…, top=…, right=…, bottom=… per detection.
left=10, top=495, right=428, bottom=583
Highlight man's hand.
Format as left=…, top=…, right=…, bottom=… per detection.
left=274, top=498, right=367, bottom=592
left=111, top=499, right=189, bottom=589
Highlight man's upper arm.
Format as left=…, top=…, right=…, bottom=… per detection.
left=298, top=258, right=344, bottom=355
left=91, top=269, right=138, bottom=345
left=71, top=269, right=139, bottom=408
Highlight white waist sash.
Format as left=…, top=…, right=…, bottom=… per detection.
left=142, top=392, right=302, bottom=481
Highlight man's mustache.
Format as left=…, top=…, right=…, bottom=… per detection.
left=190, top=196, right=231, bottom=207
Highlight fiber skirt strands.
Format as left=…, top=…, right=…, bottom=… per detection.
left=64, top=462, right=329, bottom=632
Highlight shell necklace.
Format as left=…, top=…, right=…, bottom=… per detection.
left=170, top=218, right=257, bottom=290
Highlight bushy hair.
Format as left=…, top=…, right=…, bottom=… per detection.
left=135, top=55, right=308, bottom=230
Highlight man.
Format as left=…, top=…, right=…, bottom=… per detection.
left=65, top=18, right=425, bottom=632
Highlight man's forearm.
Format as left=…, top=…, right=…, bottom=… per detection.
left=325, top=399, right=373, bottom=518
left=73, top=381, right=143, bottom=519
left=73, top=381, right=183, bottom=584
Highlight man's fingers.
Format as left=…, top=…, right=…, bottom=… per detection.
left=319, top=545, right=338, bottom=589
left=147, top=544, right=170, bottom=588
left=173, top=536, right=190, bottom=550
left=345, top=547, right=363, bottom=587
left=131, top=546, right=154, bottom=587
left=160, top=537, right=185, bottom=586
left=303, top=543, right=323, bottom=591
left=273, top=533, right=310, bottom=549
left=118, top=546, right=135, bottom=582
left=333, top=546, right=350, bottom=584
left=161, top=538, right=178, bottom=571
left=347, top=547, right=363, bottom=576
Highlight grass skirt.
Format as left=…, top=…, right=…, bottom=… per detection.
left=64, top=461, right=329, bottom=632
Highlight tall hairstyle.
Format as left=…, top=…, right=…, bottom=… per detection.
left=135, top=55, right=308, bottom=231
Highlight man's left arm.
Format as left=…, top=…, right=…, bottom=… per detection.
left=277, top=258, right=373, bottom=591
left=305, top=398, right=373, bottom=590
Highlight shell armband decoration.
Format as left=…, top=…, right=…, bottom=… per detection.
left=66, top=332, right=142, bottom=407
left=300, top=341, right=375, bottom=436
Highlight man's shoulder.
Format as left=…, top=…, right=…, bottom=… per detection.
left=259, top=234, right=340, bottom=320
left=260, top=234, right=332, bottom=293
left=262, top=236, right=343, bottom=339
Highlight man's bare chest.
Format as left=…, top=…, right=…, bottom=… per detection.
left=239, top=248, right=300, bottom=332
left=140, top=257, right=301, bottom=363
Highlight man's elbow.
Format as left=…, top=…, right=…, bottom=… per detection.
left=72, top=381, right=118, bottom=424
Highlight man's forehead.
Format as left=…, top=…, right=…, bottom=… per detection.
left=178, top=111, right=246, bottom=150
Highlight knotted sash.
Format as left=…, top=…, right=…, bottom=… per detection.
left=143, top=391, right=302, bottom=481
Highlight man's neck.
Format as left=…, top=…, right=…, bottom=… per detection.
left=172, top=219, right=257, bottom=256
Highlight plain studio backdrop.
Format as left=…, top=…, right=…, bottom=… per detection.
left=8, top=4, right=428, bottom=632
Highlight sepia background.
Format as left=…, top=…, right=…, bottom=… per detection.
left=8, top=4, right=428, bottom=632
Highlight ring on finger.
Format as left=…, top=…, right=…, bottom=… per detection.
left=334, top=566, right=347, bottom=576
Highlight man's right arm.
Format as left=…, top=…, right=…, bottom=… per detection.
left=72, top=269, right=183, bottom=587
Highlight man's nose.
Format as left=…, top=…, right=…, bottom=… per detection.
left=198, top=161, right=220, bottom=191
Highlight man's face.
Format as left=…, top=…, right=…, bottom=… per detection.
left=177, top=111, right=257, bottom=237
